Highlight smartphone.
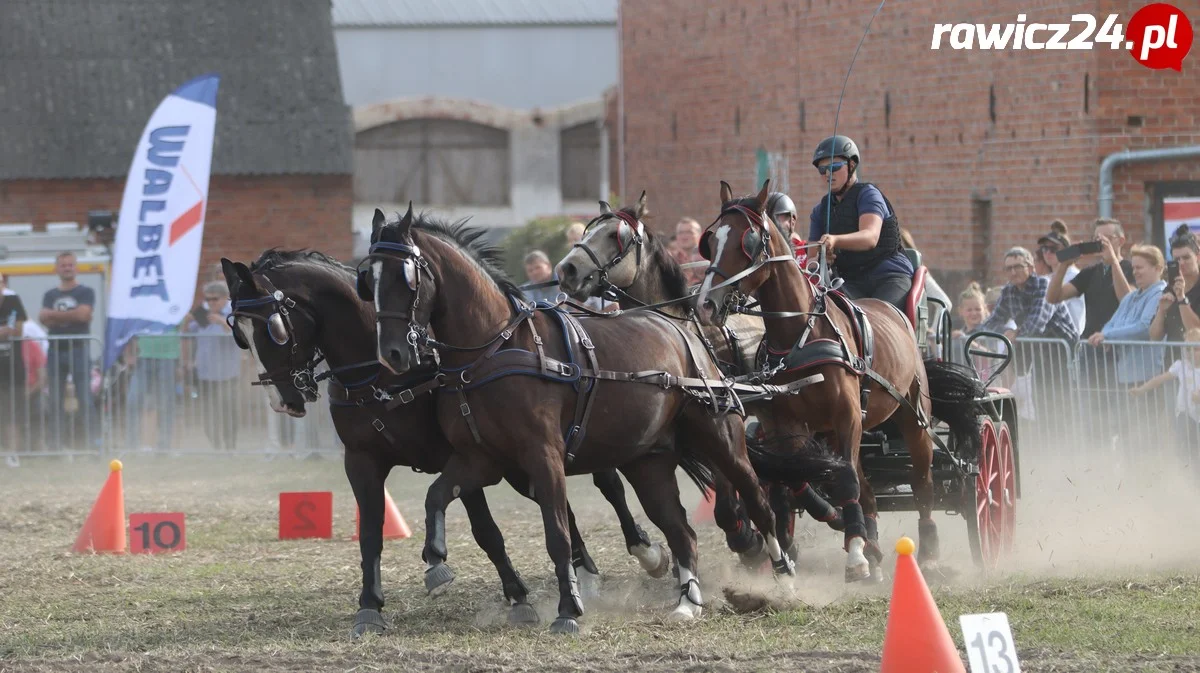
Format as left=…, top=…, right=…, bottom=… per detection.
left=1167, top=260, right=1180, bottom=284
left=1056, top=240, right=1104, bottom=263
left=191, top=305, right=208, bottom=324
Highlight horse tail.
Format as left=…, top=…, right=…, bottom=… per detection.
left=744, top=435, right=846, bottom=489
left=678, top=452, right=716, bottom=495
left=923, top=358, right=988, bottom=459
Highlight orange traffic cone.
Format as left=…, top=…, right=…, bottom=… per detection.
left=72, top=459, right=126, bottom=554
left=692, top=487, right=715, bottom=523
left=353, top=488, right=412, bottom=540
left=880, top=536, right=966, bottom=673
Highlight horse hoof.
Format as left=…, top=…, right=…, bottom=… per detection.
left=632, top=542, right=671, bottom=579
left=772, top=554, right=796, bottom=578
left=868, top=561, right=886, bottom=584
left=549, top=617, right=580, bottom=635
left=508, top=602, right=540, bottom=626
left=425, top=563, right=455, bottom=596
left=350, top=609, right=387, bottom=639
left=845, top=564, right=871, bottom=583
left=666, top=601, right=702, bottom=622
left=578, top=569, right=602, bottom=600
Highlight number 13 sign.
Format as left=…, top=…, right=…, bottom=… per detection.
left=959, top=612, right=1022, bottom=673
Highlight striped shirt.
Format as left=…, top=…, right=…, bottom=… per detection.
left=980, top=274, right=1078, bottom=343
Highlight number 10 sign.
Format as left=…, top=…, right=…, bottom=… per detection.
left=959, top=612, right=1022, bottom=673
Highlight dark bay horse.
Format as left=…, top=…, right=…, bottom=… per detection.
left=367, top=206, right=842, bottom=633
left=554, top=194, right=845, bottom=568
left=695, top=180, right=985, bottom=581
left=219, top=250, right=670, bottom=637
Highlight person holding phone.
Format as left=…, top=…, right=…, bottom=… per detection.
left=1149, top=225, right=1200, bottom=352
left=1037, top=220, right=1086, bottom=337
left=1047, top=218, right=1134, bottom=338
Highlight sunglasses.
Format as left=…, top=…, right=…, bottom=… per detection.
left=204, top=295, right=223, bottom=302
left=817, top=162, right=847, bottom=176
left=1004, top=264, right=1027, bottom=272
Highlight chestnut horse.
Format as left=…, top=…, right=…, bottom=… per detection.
left=695, top=180, right=985, bottom=581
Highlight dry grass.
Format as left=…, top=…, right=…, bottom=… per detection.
left=2, top=449, right=1200, bottom=672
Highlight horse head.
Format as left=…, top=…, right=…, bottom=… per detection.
left=695, top=179, right=782, bottom=326
left=556, top=191, right=649, bottom=300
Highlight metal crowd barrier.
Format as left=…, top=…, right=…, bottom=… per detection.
left=1, top=334, right=343, bottom=464
left=950, top=335, right=1200, bottom=471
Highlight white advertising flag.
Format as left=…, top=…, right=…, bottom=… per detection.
left=103, top=73, right=220, bottom=371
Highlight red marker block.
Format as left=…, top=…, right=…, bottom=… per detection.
left=130, top=513, right=186, bottom=554
left=279, top=492, right=333, bottom=540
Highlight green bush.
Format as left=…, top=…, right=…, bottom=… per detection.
left=498, top=215, right=575, bottom=280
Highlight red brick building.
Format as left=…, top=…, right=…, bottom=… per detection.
left=0, top=0, right=354, bottom=282
left=615, top=0, right=1200, bottom=292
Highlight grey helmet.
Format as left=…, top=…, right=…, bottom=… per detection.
left=812, top=135, right=860, bottom=168
left=765, top=192, right=796, bottom=238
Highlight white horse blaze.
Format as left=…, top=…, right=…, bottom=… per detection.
left=237, top=319, right=283, bottom=411
left=371, top=261, right=384, bottom=359
left=697, top=224, right=730, bottom=308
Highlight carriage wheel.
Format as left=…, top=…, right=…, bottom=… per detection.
left=967, top=418, right=1004, bottom=570
left=995, top=421, right=1017, bottom=556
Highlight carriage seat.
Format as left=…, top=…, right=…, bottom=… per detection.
left=902, top=248, right=930, bottom=349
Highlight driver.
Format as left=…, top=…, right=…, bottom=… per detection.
left=808, top=135, right=914, bottom=311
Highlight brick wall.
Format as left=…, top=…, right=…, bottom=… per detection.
left=0, top=174, right=353, bottom=290
left=618, top=0, right=1200, bottom=296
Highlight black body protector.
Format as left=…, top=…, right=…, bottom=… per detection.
left=823, top=182, right=903, bottom=279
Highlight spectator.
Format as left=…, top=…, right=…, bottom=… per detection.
left=1, top=273, right=28, bottom=450
left=979, top=246, right=1077, bottom=423
left=123, top=322, right=182, bottom=451
left=522, top=250, right=560, bottom=304
left=39, top=251, right=97, bottom=448
left=565, top=222, right=586, bottom=247
left=1089, top=244, right=1166, bottom=385
left=950, top=281, right=998, bottom=378
left=671, top=217, right=707, bottom=286
left=185, top=282, right=242, bottom=450
left=1149, top=225, right=1200, bottom=352
left=1130, top=326, right=1200, bottom=473
left=1037, top=220, right=1086, bottom=336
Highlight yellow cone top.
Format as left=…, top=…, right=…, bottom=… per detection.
left=895, top=536, right=915, bottom=556
left=109, top=459, right=123, bottom=472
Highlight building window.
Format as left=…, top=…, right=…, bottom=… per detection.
left=560, top=121, right=601, bottom=202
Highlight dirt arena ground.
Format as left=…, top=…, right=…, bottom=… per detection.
left=2, top=443, right=1199, bottom=672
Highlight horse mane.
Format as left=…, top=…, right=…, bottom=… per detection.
left=249, top=248, right=356, bottom=279
left=400, top=211, right=526, bottom=300
left=615, top=206, right=690, bottom=300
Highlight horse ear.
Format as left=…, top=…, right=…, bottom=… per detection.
left=720, top=181, right=734, bottom=205
left=372, top=208, right=386, bottom=238
left=397, top=201, right=415, bottom=234
left=227, top=260, right=256, bottom=292
left=634, top=191, right=648, bottom=220
left=599, top=200, right=613, bottom=215
left=219, top=258, right=240, bottom=293
left=755, top=179, right=771, bottom=212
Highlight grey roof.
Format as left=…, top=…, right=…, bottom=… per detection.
left=332, top=0, right=616, bottom=27
left=0, top=0, right=353, bottom=180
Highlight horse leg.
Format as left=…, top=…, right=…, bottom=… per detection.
left=712, top=471, right=766, bottom=567
left=829, top=413, right=870, bottom=583
left=421, top=451, right=503, bottom=598
left=566, top=502, right=603, bottom=599
left=520, top=450, right=584, bottom=635
left=591, top=469, right=670, bottom=579
left=769, top=483, right=800, bottom=565
left=687, top=415, right=793, bottom=577
left=618, top=453, right=703, bottom=621
left=856, top=460, right=885, bottom=582
left=901, top=413, right=939, bottom=568
left=344, top=449, right=389, bottom=638
left=460, top=489, right=539, bottom=625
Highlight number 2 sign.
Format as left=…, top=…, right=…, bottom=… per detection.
left=279, top=492, right=333, bottom=540
left=959, top=612, right=1022, bottom=673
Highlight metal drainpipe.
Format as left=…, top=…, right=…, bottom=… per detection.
left=1099, top=145, right=1200, bottom=218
